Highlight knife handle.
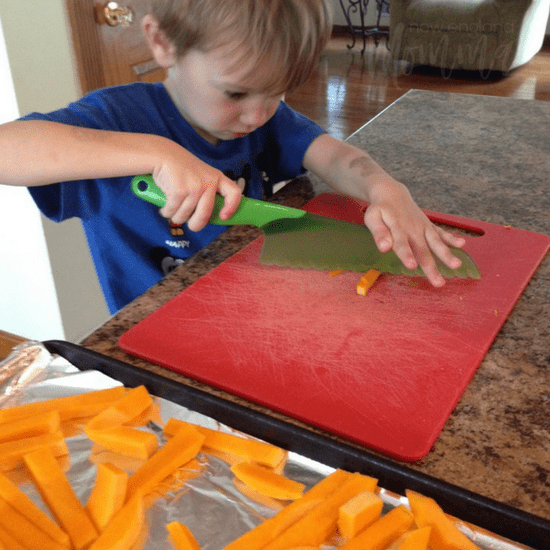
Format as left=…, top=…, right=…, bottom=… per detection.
left=131, top=175, right=305, bottom=228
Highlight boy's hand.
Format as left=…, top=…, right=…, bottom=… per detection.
left=364, top=177, right=466, bottom=287
left=304, top=135, right=466, bottom=288
left=152, top=150, right=242, bottom=232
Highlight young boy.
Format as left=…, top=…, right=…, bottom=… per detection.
left=0, top=0, right=464, bottom=314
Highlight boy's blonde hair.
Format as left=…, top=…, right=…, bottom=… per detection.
left=149, top=0, right=333, bottom=93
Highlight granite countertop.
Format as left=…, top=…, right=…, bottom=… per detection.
left=81, top=90, right=550, bottom=525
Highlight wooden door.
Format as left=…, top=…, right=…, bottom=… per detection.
left=65, top=0, right=166, bottom=95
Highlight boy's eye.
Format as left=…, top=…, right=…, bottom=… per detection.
left=225, top=91, right=247, bottom=100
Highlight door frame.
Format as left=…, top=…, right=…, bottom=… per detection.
left=64, top=0, right=106, bottom=94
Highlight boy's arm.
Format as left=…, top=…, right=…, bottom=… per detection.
left=303, top=133, right=466, bottom=287
left=0, top=120, right=241, bottom=231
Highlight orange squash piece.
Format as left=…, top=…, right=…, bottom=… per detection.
left=0, top=386, right=126, bottom=424
left=167, top=521, right=202, bottom=550
left=125, top=401, right=162, bottom=427
left=231, top=462, right=305, bottom=501
left=338, top=489, right=383, bottom=540
left=224, top=469, right=352, bottom=550
left=89, top=445, right=147, bottom=474
left=164, top=419, right=287, bottom=468
left=126, top=422, right=205, bottom=501
left=260, top=472, right=379, bottom=550
left=88, top=496, right=144, bottom=550
left=0, top=496, right=69, bottom=550
left=357, top=269, right=381, bottom=295
left=0, top=472, right=70, bottom=547
left=87, top=426, right=158, bottom=460
left=23, top=447, right=98, bottom=550
left=406, top=490, right=481, bottom=550
left=340, top=505, right=414, bottom=550
left=0, top=411, right=61, bottom=444
left=86, top=463, right=128, bottom=532
left=0, top=431, right=69, bottom=471
left=85, top=385, right=153, bottom=432
left=0, top=527, right=28, bottom=550
left=395, top=527, right=431, bottom=550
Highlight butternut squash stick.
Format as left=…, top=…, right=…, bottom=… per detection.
left=356, top=269, right=381, bottom=296
left=0, top=412, right=61, bottom=444
left=0, top=472, right=70, bottom=547
left=126, top=422, right=205, bottom=501
left=340, top=505, right=414, bottom=550
left=88, top=496, right=144, bottom=550
left=0, top=431, right=68, bottom=472
left=394, top=527, right=431, bottom=550
left=85, top=385, right=153, bottom=432
left=23, top=448, right=98, bottom=550
left=338, top=489, right=383, bottom=540
left=86, top=463, right=128, bottom=532
left=406, top=490, right=481, bottom=550
left=0, top=528, right=27, bottom=550
left=167, top=521, right=202, bottom=550
left=260, top=472, right=379, bottom=550
left=231, top=462, right=305, bottom=501
left=0, top=496, right=69, bottom=550
left=223, top=469, right=351, bottom=550
left=87, top=426, right=158, bottom=460
left=164, top=418, right=286, bottom=468
left=0, top=386, right=126, bottom=424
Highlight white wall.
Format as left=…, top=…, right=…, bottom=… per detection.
left=0, top=1, right=110, bottom=343
left=0, top=16, right=65, bottom=340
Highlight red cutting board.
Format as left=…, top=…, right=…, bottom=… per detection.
left=120, top=194, right=550, bottom=461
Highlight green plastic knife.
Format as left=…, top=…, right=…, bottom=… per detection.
left=131, top=175, right=480, bottom=279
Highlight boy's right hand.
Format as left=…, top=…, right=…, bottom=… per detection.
left=151, top=149, right=242, bottom=232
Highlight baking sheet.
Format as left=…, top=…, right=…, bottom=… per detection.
left=0, top=342, right=543, bottom=550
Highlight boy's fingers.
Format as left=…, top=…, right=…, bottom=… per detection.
left=364, top=208, right=393, bottom=253
left=185, top=190, right=217, bottom=232
left=159, top=188, right=187, bottom=220
left=216, top=179, right=243, bottom=221
left=366, top=207, right=420, bottom=271
left=437, top=227, right=466, bottom=249
left=163, top=192, right=200, bottom=226
left=390, top=235, right=420, bottom=272
left=409, top=240, right=446, bottom=287
left=428, top=236, right=463, bottom=271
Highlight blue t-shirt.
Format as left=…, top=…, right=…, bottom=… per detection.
left=23, top=82, right=325, bottom=313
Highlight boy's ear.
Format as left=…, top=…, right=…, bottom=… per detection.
left=142, top=14, right=177, bottom=68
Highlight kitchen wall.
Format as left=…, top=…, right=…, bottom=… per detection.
left=0, top=0, right=109, bottom=343
left=0, top=15, right=66, bottom=341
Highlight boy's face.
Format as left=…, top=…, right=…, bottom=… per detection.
left=164, top=45, right=284, bottom=145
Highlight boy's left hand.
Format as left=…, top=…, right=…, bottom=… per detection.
left=304, top=135, right=466, bottom=287
left=363, top=177, right=466, bottom=287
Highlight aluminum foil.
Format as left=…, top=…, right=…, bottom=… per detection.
left=0, top=342, right=533, bottom=550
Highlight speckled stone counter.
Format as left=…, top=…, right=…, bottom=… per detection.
left=81, top=91, right=550, bottom=525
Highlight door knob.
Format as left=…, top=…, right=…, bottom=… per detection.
left=103, top=2, right=134, bottom=27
